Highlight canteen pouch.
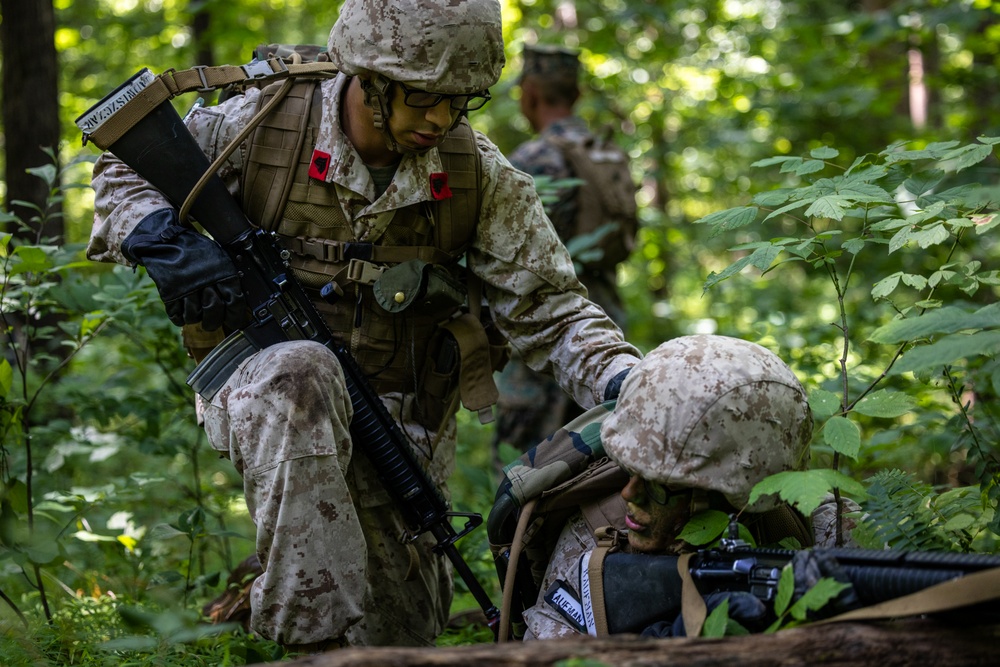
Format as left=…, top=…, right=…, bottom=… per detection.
left=373, top=259, right=465, bottom=314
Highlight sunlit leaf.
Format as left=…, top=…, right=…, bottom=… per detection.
left=0, top=359, right=12, bottom=400
left=871, top=272, right=902, bottom=299
left=852, top=390, right=915, bottom=418
left=808, top=389, right=841, bottom=419
left=796, top=160, right=826, bottom=175
left=910, top=223, right=950, bottom=249
left=824, top=416, right=861, bottom=459
left=677, top=510, right=731, bottom=546
left=694, top=206, right=759, bottom=237
left=810, top=147, right=839, bottom=159
left=973, top=213, right=1000, bottom=234
left=892, top=330, right=1000, bottom=374
left=749, top=470, right=867, bottom=517
left=940, top=143, right=993, bottom=172
left=869, top=303, right=1000, bottom=343
left=804, top=195, right=853, bottom=221
left=841, top=238, right=865, bottom=255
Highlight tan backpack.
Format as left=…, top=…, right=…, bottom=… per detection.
left=551, top=130, right=638, bottom=271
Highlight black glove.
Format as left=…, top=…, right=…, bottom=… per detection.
left=604, top=367, right=632, bottom=401
left=122, top=209, right=249, bottom=332
left=791, top=550, right=861, bottom=619
left=640, top=591, right=768, bottom=638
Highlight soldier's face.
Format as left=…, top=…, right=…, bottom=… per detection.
left=621, top=475, right=691, bottom=553
left=386, top=85, right=460, bottom=154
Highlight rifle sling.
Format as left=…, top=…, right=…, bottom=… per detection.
left=815, top=565, right=1000, bottom=625
left=678, top=552, right=708, bottom=637
left=87, top=59, right=337, bottom=150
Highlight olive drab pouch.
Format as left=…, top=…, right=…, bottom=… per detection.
left=372, top=259, right=465, bottom=315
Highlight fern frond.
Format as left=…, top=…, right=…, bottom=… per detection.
left=861, top=469, right=953, bottom=551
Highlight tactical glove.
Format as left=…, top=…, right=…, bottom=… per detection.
left=640, top=591, right=769, bottom=637
left=122, top=209, right=249, bottom=332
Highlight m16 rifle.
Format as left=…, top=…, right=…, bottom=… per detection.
left=77, top=65, right=501, bottom=635
left=593, top=535, right=1000, bottom=635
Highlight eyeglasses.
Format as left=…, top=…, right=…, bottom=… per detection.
left=627, top=475, right=680, bottom=506
left=397, top=82, right=492, bottom=111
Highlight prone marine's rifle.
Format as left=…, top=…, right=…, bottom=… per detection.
left=590, top=535, right=1000, bottom=635
left=77, top=66, right=501, bottom=634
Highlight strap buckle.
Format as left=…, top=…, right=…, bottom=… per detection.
left=242, top=58, right=288, bottom=81
left=191, top=65, right=215, bottom=93
left=346, top=259, right=384, bottom=285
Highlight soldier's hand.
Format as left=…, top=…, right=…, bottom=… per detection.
left=122, top=208, right=249, bottom=331
left=640, top=591, right=768, bottom=637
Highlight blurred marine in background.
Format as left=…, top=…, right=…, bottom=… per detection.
left=493, top=45, right=639, bottom=465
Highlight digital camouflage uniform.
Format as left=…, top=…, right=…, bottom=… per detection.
left=514, top=335, right=859, bottom=640
left=494, top=47, right=633, bottom=457
left=87, top=0, right=640, bottom=648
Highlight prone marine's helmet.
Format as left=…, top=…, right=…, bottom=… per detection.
left=601, top=335, right=812, bottom=512
left=328, top=0, right=505, bottom=149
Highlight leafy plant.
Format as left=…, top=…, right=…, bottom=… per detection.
left=697, top=137, right=1000, bottom=548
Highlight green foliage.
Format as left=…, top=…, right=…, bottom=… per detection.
left=702, top=137, right=1000, bottom=547
left=765, top=565, right=851, bottom=633
left=9, top=0, right=1000, bottom=660
left=1, top=161, right=256, bottom=664
left=857, top=469, right=996, bottom=552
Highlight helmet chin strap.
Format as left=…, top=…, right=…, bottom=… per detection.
left=360, top=74, right=400, bottom=153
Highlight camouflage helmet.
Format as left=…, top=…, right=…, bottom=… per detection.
left=601, top=335, right=812, bottom=512
left=328, top=0, right=505, bottom=94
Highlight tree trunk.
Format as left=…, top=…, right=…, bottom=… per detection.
left=0, top=0, right=62, bottom=242
left=270, top=619, right=997, bottom=667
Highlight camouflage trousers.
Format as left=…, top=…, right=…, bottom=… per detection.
left=202, top=340, right=453, bottom=647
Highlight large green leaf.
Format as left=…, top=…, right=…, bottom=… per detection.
left=869, top=303, right=1000, bottom=344
left=824, top=416, right=861, bottom=459
left=892, top=330, right=1000, bottom=374
left=808, top=389, right=841, bottom=419
left=693, top=206, right=760, bottom=237
left=852, top=390, right=915, bottom=418
left=749, top=469, right=867, bottom=516
left=677, top=509, right=731, bottom=546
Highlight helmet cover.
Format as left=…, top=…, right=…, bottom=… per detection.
left=601, top=335, right=812, bottom=511
left=328, top=0, right=505, bottom=94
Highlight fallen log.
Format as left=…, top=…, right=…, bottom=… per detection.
left=263, top=618, right=998, bottom=667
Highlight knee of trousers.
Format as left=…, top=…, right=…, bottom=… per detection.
left=223, top=341, right=354, bottom=465
left=250, top=341, right=349, bottom=404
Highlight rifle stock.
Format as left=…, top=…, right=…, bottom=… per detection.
left=78, top=70, right=501, bottom=635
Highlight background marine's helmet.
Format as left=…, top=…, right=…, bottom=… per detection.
left=328, top=0, right=505, bottom=94
left=601, top=335, right=812, bottom=511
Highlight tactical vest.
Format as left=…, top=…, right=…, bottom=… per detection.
left=186, top=76, right=505, bottom=426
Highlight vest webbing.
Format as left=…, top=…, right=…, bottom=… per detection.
left=231, top=77, right=495, bottom=413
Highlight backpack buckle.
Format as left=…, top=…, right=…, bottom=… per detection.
left=242, top=58, right=288, bottom=81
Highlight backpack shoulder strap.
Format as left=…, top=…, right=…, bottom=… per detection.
left=435, top=118, right=482, bottom=255
left=240, top=78, right=320, bottom=231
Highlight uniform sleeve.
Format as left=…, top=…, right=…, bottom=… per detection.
left=469, top=134, right=641, bottom=408
left=86, top=89, right=262, bottom=265
left=522, top=513, right=595, bottom=641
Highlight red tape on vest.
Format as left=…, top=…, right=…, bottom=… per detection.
left=429, top=172, right=452, bottom=200
left=309, top=149, right=331, bottom=180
